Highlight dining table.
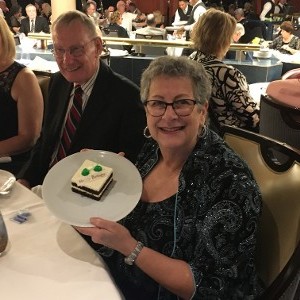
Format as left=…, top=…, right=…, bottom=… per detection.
left=0, top=182, right=124, bottom=300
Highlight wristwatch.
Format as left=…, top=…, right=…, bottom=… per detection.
left=124, top=241, right=144, bottom=265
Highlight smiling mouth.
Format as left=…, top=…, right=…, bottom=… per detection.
left=160, top=126, right=184, bottom=132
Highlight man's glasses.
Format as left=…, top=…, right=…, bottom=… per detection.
left=52, top=38, right=96, bottom=59
left=144, top=99, right=197, bottom=117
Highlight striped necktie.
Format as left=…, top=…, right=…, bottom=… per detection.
left=55, top=85, right=83, bottom=163
left=30, top=20, right=35, bottom=32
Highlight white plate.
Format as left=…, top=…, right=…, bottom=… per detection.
left=42, top=150, right=142, bottom=226
left=108, top=49, right=129, bottom=57
left=172, top=21, right=187, bottom=26
left=0, top=170, right=16, bottom=193
left=165, top=26, right=185, bottom=31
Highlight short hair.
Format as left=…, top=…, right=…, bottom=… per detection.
left=280, top=21, right=294, bottom=33
left=0, top=15, right=16, bottom=61
left=191, top=9, right=236, bottom=56
left=52, top=10, right=98, bottom=39
left=25, top=4, right=36, bottom=11
left=235, top=23, right=245, bottom=36
left=140, top=56, right=211, bottom=106
left=110, top=11, right=121, bottom=24
left=146, top=13, right=156, bottom=26
left=234, top=8, right=244, bottom=17
left=10, top=4, right=22, bottom=15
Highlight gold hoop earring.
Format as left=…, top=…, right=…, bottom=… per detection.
left=143, top=126, right=151, bottom=139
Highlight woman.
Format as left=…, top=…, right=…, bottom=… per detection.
left=268, top=21, right=300, bottom=55
left=76, top=56, right=263, bottom=299
left=189, top=9, right=260, bottom=135
left=0, top=17, right=43, bottom=175
left=106, top=10, right=132, bottom=52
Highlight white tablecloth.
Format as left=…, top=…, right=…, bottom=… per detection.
left=0, top=182, right=123, bottom=300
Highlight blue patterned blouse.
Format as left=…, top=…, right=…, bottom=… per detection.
left=94, top=129, right=264, bottom=299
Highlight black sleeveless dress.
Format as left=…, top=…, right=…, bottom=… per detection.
left=0, top=61, right=30, bottom=175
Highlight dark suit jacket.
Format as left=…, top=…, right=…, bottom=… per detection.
left=19, top=62, right=146, bottom=186
left=20, top=16, right=50, bottom=35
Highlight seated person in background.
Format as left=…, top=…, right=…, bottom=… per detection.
left=173, top=0, right=193, bottom=24
left=76, top=55, right=263, bottom=300
left=275, top=0, right=288, bottom=14
left=41, top=2, right=52, bottom=25
left=268, top=21, right=300, bottom=55
left=20, top=4, right=50, bottom=35
left=107, top=11, right=132, bottom=52
left=153, top=9, right=164, bottom=28
left=9, top=4, right=23, bottom=34
left=17, top=10, right=146, bottom=189
left=243, top=2, right=259, bottom=20
left=135, top=13, right=166, bottom=39
left=0, top=17, right=43, bottom=175
left=225, top=23, right=245, bottom=59
left=116, top=0, right=137, bottom=32
left=190, top=9, right=260, bottom=134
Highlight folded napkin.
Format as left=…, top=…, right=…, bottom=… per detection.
left=0, top=157, right=12, bottom=163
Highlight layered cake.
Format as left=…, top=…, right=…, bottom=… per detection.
left=71, top=159, right=113, bottom=200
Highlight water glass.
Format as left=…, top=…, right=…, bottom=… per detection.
left=0, top=211, right=8, bottom=256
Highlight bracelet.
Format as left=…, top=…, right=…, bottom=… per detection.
left=124, top=241, right=144, bottom=265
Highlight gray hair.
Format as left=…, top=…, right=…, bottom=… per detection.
left=235, top=23, right=245, bottom=36
left=52, top=10, right=98, bottom=39
left=140, top=56, right=211, bottom=106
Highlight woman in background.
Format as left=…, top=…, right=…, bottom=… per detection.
left=190, top=8, right=260, bottom=135
left=0, top=16, right=43, bottom=175
left=268, top=21, right=300, bottom=55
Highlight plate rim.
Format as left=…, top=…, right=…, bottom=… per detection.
left=42, top=150, right=142, bottom=226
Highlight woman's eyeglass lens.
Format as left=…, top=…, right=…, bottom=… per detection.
left=144, top=99, right=197, bottom=117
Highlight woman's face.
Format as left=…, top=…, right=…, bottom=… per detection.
left=146, top=75, right=207, bottom=152
left=281, top=29, right=290, bottom=39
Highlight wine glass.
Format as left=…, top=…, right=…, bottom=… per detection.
left=0, top=211, right=8, bottom=256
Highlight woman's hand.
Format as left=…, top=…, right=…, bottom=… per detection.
left=75, top=218, right=137, bottom=256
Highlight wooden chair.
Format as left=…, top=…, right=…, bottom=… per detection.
left=260, top=94, right=300, bottom=150
left=135, top=33, right=165, bottom=56
left=221, top=125, right=300, bottom=297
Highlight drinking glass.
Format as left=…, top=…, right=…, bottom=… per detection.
left=0, top=211, right=8, bottom=256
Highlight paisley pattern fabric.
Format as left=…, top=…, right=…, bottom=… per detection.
left=91, top=129, right=263, bottom=300
left=269, top=35, right=300, bottom=54
left=189, top=51, right=260, bottom=134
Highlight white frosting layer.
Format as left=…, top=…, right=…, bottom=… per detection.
left=71, top=159, right=113, bottom=193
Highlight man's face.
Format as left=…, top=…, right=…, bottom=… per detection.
left=189, top=0, right=197, bottom=6
left=52, top=20, right=102, bottom=85
left=179, top=1, right=188, bottom=10
left=86, top=4, right=96, bottom=16
left=26, top=6, right=37, bottom=20
left=116, top=1, right=126, bottom=13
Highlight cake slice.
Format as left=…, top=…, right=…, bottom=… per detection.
left=71, top=159, right=113, bottom=200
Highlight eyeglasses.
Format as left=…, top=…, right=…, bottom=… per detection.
left=52, top=39, right=96, bottom=59
left=144, top=99, right=197, bottom=117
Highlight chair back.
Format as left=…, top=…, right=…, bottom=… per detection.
left=35, top=73, right=50, bottom=107
left=222, top=126, right=300, bottom=289
left=101, top=29, right=123, bottom=50
left=135, top=33, right=165, bottom=56
left=260, top=94, right=300, bottom=150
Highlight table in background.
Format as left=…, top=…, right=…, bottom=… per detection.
left=0, top=182, right=123, bottom=300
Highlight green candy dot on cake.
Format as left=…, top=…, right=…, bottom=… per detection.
left=81, top=168, right=90, bottom=176
left=94, top=165, right=102, bottom=172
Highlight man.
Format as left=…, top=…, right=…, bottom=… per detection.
left=0, top=0, right=10, bottom=23
left=260, top=0, right=278, bottom=21
left=18, top=10, right=146, bottom=188
left=135, top=13, right=166, bottom=38
left=181, top=0, right=206, bottom=56
left=173, top=0, right=193, bottom=24
left=275, top=0, right=288, bottom=14
left=116, top=0, right=136, bottom=32
left=183, top=0, right=206, bottom=34
left=20, top=4, right=49, bottom=35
